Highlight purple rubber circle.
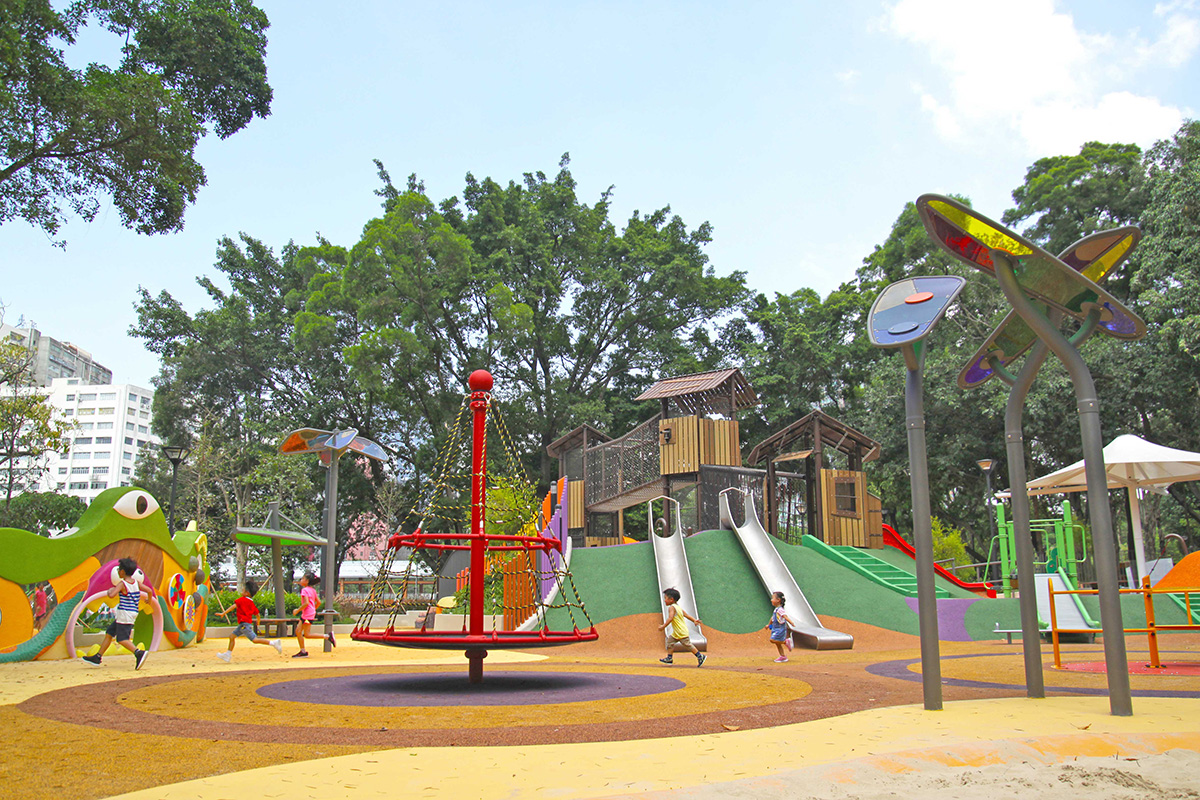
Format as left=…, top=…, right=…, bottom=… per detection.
left=256, top=670, right=686, bottom=707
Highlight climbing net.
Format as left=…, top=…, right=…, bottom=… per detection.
left=353, top=375, right=596, bottom=650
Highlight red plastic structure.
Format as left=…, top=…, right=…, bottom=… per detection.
left=882, top=524, right=997, bottom=598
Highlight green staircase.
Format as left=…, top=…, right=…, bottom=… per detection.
left=802, top=537, right=952, bottom=598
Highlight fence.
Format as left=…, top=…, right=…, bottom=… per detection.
left=697, top=464, right=808, bottom=542
left=585, top=413, right=662, bottom=507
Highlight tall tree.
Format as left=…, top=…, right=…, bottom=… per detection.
left=1, top=0, right=272, bottom=242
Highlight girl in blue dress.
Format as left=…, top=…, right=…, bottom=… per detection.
left=765, top=591, right=794, bottom=662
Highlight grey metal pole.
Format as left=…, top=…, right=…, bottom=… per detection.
left=904, top=346, right=943, bottom=711
left=1001, top=338, right=1053, bottom=698
left=167, top=461, right=179, bottom=535
left=323, top=452, right=339, bottom=652
left=993, top=251, right=1132, bottom=716
left=268, top=500, right=285, bottom=619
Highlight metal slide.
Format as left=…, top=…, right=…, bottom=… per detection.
left=1034, top=570, right=1099, bottom=633
left=720, top=489, right=854, bottom=650
left=648, top=496, right=707, bottom=653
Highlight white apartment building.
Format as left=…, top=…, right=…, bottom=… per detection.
left=38, top=377, right=160, bottom=505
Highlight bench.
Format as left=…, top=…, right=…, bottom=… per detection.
left=255, top=617, right=300, bottom=638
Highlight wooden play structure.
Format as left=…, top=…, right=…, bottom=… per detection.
left=548, top=369, right=885, bottom=547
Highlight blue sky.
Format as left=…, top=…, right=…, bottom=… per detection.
left=4, top=0, right=1197, bottom=388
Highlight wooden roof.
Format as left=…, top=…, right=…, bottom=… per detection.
left=546, top=423, right=611, bottom=459
left=747, top=409, right=880, bottom=466
left=634, top=368, right=758, bottom=415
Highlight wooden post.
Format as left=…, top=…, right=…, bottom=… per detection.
left=812, top=417, right=825, bottom=541
left=1143, top=575, right=1161, bottom=669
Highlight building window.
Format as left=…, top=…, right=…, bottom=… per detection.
left=71, top=467, right=89, bottom=474
left=99, top=392, right=116, bottom=400
left=98, top=407, right=114, bottom=415
left=124, top=437, right=133, bottom=445
left=126, top=423, right=135, bottom=431
left=123, top=452, right=133, bottom=460
left=74, top=437, right=92, bottom=445
left=121, top=467, right=131, bottom=475
left=96, top=422, right=112, bottom=430
left=69, top=482, right=88, bottom=490
left=90, top=481, right=107, bottom=490
left=66, top=394, right=75, bottom=401
left=137, top=439, right=147, bottom=449
left=79, top=393, right=96, bottom=401
left=139, top=411, right=149, bottom=419
left=832, top=477, right=860, bottom=519
left=64, top=409, right=74, bottom=416
left=92, top=466, right=108, bottom=474
left=58, top=467, right=68, bottom=475
left=77, top=407, right=94, bottom=415
left=95, top=436, right=111, bottom=444
left=127, top=407, right=137, bottom=416
left=74, top=452, right=90, bottom=460
left=94, top=451, right=111, bottom=459
left=128, top=393, right=138, bottom=403
left=137, top=425, right=147, bottom=434
left=79, top=422, right=93, bottom=431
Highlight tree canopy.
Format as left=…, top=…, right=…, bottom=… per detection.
left=0, top=0, right=272, bottom=242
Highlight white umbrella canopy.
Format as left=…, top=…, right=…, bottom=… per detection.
left=1018, top=434, right=1200, bottom=581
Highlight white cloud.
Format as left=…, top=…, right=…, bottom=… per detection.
left=886, top=0, right=1193, bottom=154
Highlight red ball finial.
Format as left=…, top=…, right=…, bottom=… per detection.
left=468, top=369, right=493, bottom=392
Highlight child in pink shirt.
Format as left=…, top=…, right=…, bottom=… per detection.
left=292, top=572, right=335, bottom=657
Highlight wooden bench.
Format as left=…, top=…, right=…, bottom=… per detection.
left=255, top=617, right=300, bottom=638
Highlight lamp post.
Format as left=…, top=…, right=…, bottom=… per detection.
left=976, top=458, right=998, bottom=581
left=161, top=445, right=190, bottom=534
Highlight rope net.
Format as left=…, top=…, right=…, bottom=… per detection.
left=353, top=381, right=596, bottom=650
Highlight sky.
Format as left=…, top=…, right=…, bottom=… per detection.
left=4, top=0, right=1198, bottom=389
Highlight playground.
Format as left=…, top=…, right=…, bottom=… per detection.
left=5, top=209, right=1200, bottom=798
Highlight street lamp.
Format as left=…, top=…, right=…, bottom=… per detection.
left=161, top=445, right=190, bottom=534
left=976, top=458, right=998, bottom=580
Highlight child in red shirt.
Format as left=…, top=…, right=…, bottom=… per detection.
left=217, top=580, right=282, bottom=662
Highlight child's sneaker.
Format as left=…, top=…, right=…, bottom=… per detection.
left=659, top=656, right=673, bottom=664
left=82, top=654, right=102, bottom=666
left=134, top=649, right=148, bottom=670
left=785, top=637, right=794, bottom=652
left=271, top=639, right=283, bottom=654
left=292, top=651, right=309, bottom=658
left=773, top=656, right=788, bottom=663
left=327, top=631, right=336, bottom=648
left=217, top=651, right=232, bottom=663
left=696, top=653, right=707, bottom=667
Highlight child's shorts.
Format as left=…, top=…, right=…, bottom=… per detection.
left=105, top=621, right=134, bottom=641
left=235, top=623, right=259, bottom=641
left=668, top=635, right=692, bottom=648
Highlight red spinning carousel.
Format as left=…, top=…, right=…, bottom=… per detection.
left=352, top=369, right=598, bottom=683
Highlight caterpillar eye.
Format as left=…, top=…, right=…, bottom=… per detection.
left=114, top=491, right=160, bottom=520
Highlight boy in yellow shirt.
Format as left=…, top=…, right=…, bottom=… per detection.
left=658, top=588, right=706, bottom=666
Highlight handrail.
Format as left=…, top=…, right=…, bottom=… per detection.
left=1048, top=577, right=1200, bottom=669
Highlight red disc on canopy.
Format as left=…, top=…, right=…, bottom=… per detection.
left=905, top=291, right=935, bottom=304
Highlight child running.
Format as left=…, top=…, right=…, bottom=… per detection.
left=216, top=580, right=282, bottom=662
left=82, top=557, right=152, bottom=669
left=658, top=588, right=706, bottom=666
left=292, top=572, right=335, bottom=657
left=766, top=590, right=795, bottom=662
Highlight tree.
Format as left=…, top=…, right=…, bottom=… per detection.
left=0, top=490, right=85, bottom=534
left=0, top=337, right=74, bottom=507
left=1, top=0, right=272, bottom=242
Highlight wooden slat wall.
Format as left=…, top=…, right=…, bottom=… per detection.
left=660, top=416, right=700, bottom=474
left=866, top=492, right=883, bottom=549
left=820, top=468, right=868, bottom=547
left=568, top=480, right=585, bottom=529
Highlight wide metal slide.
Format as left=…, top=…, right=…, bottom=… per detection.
left=720, top=489, right=854, bottom=650
left=648, top=496, right=707, bottom=652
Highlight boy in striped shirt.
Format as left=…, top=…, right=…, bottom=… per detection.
left=83, top=557, right=152, bottom=669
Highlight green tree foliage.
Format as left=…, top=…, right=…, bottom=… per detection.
left=0, top=0, right=272, bottom=242
left=0, top=489, right=85, bottom=534
left=0, top=338, right=74, bottom=506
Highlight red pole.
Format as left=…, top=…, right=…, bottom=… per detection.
left=466, top=369, right=493, bottom=683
